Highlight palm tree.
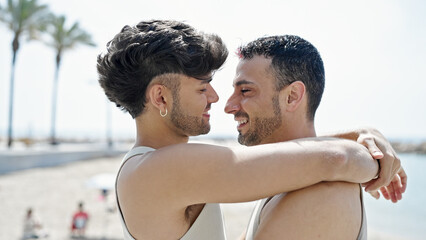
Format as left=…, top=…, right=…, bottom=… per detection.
left=0, top=0, right=49, bottom=148
left=43, top=14, right=96, bottom=145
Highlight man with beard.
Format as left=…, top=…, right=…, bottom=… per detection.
left=97, top=20, right=404, bottom=240
left=225, top=35, right=407, bottom=239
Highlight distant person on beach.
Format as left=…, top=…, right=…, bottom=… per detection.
left=22, top=208, right=48, bottom=239
left=97, top=20, right=404, bottom=239
left=225, top=35, right=407, bottom=240
left=70, top=202, right=89, bottom=238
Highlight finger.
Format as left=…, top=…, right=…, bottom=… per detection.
left=398, top=167, right=408, bottom=193
left=361, top=181, right=372, bottom=191
left=364, top=178, right=380, bottom=192
left=393, top=181, right=402, bottom=201
left=388, top=181, right=397, bottom=203
left=381, top=186, right=390, bottom=200
left=361, top=179, right=376, bottom=188
left=391, top=174, right=403, bottom=200
left=368, top=190, right=380, bottom=199
left=363, top=179, right=376, bottom=192
left=363, top=138, right=384, bottom=159
left=365, top=155, right=394, bottom=192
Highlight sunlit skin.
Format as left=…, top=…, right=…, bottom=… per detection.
left=135, top=74, right=218, bottom=149
left=225, top=55, right=366, bottom=239
left=119, top=62, right=404, bottom=240
left=224, top=55, right=408, bottom=239
left=225, top=56, right=315, bottom=145
left=169, top=76, right=218, bottom=136
left=107, top=22, right=405, bottom=240
left=225, top=56, right=406, bottom=205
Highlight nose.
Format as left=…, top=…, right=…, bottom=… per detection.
left=207, top=84, right=219, bottom=103
left=224, top=94, right=240, bottom=114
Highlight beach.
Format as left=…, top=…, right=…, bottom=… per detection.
left=0, top=143, right=424, bottom=239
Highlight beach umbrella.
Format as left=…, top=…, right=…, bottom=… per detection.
left=85, top=173, right=116, bottom=190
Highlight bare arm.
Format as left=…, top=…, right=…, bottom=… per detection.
left=119, top=137, right=378, bottom=207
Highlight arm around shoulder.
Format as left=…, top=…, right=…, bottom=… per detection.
left=121, top=138, right=377, bottom=206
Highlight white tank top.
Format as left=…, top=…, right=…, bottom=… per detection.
left=245, top=184, right=367, bottom=240
left=116, top=146, right=227, bottom=240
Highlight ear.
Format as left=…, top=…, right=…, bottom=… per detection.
left=284, top=81, right=306, bottom=112
left=148, top=84, right=170, bottom=113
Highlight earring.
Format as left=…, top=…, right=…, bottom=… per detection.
left=160, top=108, right=168, bottom=117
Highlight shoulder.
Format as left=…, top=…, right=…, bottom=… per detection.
left=116, top=143, right=234, bottom=206
left=255, top=182, right=362, bottom=240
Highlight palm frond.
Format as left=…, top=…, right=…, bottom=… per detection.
left=0, top=0, right=49, bottom=38
left=44, top=13, right=96, bottom=52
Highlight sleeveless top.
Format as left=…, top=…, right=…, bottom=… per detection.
left=245, top=184, right=367, bottom=240
left=115, top=146, right=227, bottom=240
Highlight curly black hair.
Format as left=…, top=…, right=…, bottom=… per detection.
left=97, top=20, right=228, bottom=118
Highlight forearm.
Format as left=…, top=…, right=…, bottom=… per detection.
left=280, top=137, right=378, bottom=183
left=196, top=138, right=376, bottom=202
left=321, top=128, right=365, bottom=141
left=167, top=141, right=332, bottom=204
left=323, top=127, right=384, bottom=143
left=225, top=139, right=342, bottom=199
left=328, top=141, right=379, bottom=183
left=150, top=139, right=378, bottom=205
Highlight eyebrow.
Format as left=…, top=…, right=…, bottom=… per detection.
left=199, top=78, right=213, bottom=84
left=234, top=80, right=254, bottom=87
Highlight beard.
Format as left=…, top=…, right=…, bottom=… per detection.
left=238, top=95, right=282, bottom=146
left=170, top=94, right=211, bottom=136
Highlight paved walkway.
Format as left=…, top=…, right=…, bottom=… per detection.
left=0, top=143, right=129, bottom=175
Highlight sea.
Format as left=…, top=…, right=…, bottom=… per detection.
left=364, top=153, right=426, bottom=240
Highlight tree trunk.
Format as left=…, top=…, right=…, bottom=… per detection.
left=106, top=99, right=113, bottom=148
left=50, top=52, right=61, bottom=145
left=7, top=36, right=20, bottom=148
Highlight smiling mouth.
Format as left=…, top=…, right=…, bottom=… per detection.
left=203, top=106, right=211, bottom=118
left=237, top=119, right=249, bottom=129
left=202, top=110, right=211, bottom=118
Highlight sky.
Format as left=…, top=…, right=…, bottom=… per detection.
left=0, top=0, right=425, bottom=142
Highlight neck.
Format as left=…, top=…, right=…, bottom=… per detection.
left=285, top=120, right=316, bottom=140
left=263, top=118, right=316, bottom=144
left=134, top=115, right=189, bottom=149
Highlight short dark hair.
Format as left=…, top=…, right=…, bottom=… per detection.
left=97, top=20, right=228, bottom=118
left=238, top=35, right=325, bottom=121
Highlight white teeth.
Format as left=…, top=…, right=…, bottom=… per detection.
left=238, top=119, right=248, bottom=125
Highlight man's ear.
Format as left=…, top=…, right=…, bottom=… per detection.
left=284, top=81, right=306, bottom=112
left=148, top=84, right=169, bottom=112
